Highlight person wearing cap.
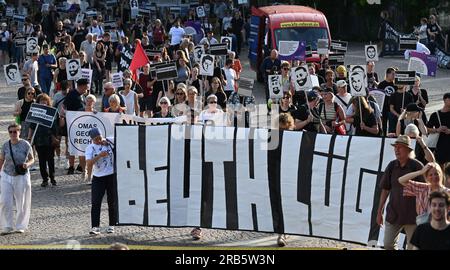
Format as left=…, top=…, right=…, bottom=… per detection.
left=396, top=103, right=428, bottom=137
left=37, top=44, right=57, bottom=95
left=426, top=93, right=450, bottom=166
left=85, top=127, right=116, bottom=235
left=335, top=65, right=347, bottom=81
left=334, top=80, right=352, bottom=110
left=377, top=135, right=425, bottom=250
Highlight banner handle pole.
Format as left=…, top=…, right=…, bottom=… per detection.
left=402, top=87, right=405, bottom=111
left=30, top=123, right=39, bottom=145
left=359, top=97, right=363, bottom=130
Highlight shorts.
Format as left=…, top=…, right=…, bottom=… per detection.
left=0, top=41, right=8, bottom=51
left=58, top=119, right=67, bottom=137
left=139, top=96, right=156, bottom=112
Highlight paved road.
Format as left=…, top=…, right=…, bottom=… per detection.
left=0, top=43, right=448, bottom=249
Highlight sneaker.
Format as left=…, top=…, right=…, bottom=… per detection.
left=191, top=228, right=202, bottom=240
left=65, top=160, right=70, bottom=169
left=106, top=226, right=115, bottom=234
left=277, top=234, right=287, bottom=247
left=76, top=165, right=83, bottom=173
left=1, top=228, right=14, bottom=236
left=41, top=181, right=48, bottom=187
left=30, top=164, right=39, bottom=171
left=67, top=166, right=75, bottom=175
left=51, top=179, right=57, bottom=186
left=15, top=229, right=25, bottom=234
left=89, top=227, right=101, bottom=235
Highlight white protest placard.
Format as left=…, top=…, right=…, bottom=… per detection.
left=365, top=45, right=379, bottom=62
left=66, top=59, right=82, bottom=80
left=75, top=13, right=85, bottom=25
left=238, top=77, right=254, bottom=97
left=317, top=39, right=329, bottom=55
left=268, top=75, right=283, bottom=99
left=111, top=72, right=123, bottom=88
left=220, top=36, right=232, bottom=51
left=310, top=75, right=320, bottom=87
left=80, top=68, right=93, bottom=88
left=369, top=89, right=386, bottom=111
left=349, top=65, right=367, bottom=97
left=26, top=37, right=39, bottom=54
left=291, top=65, right=312, bottom=92
left=4, top=63, right=22, bottom=85
left=196, top=6, right=206, bottom=18
left=41, top=4, right=50, bottom=12
left=199, top=54, right=214, bottom=76
left=66, top=111, right=120, bottom=156
left=194, top=46, right=204, bottom=63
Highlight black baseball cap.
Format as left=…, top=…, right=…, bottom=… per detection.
left=444, top=93, right=450, bottom=100
left=77, top=78, right=89, bottom=85
left=406, top=103, right=422, bottom=112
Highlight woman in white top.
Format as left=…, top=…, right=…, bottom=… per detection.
left=198, top=94, right=228, bottom=127
left=120, top=78, right=139, bottom=116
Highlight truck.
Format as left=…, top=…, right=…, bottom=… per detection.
left=248, top=5, right=331, bottom=81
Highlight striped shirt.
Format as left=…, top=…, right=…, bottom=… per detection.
left=404, top=181, right=450, bottom=215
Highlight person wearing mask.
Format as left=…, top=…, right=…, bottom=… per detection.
left=85, top=127, right=116, bottom=235
left=377, top=135, right=424, bottom=250
left=0, top=124, right=34, bottom=235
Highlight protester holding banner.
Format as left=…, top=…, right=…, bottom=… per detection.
left=101, top=82, right=126, bottom=113
left=408, top=76, right=429, bottom=110
left=198, top=94, right=228, bottom=127
left=377, top=135, right=424, bottom=250
left=426, top=93, right=450, bottom=165
left=0, top=123, right=34, bottom=235
left=104, top=94, right=125, bottom=114
left=85, top=127, right=116, bottom=235
left=28, top=94, right=58, bottom=187
left=153, top=97, right=174, bottom=119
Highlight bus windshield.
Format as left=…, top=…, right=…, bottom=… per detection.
left=274, top=27, right=329, bottom=50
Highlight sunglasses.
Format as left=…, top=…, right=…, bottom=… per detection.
left=8, top=130, right=20, bottom=134
left=283, top=68, right=289, bottom=70
left=27, top=92, right=35, bottom=96
left=105, top=88, right=114, bottom=90
left=208, top=101, right=217, bottom=104
left=160, top=102, right=168, bottom=105
left=282, top=96, right=290, bottom=99
left=176, top=92, right=185, bottom=95
left=22, top=78, right=29, bottom=81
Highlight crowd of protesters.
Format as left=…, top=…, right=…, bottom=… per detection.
left=0, top=1, right=449, bottom=249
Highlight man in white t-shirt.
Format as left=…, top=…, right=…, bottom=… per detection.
left=222, top=58, right=236, bottom=96
left=23, top=52, right=39, bottom=87
left=169, top=21, right=185, bottom=46
left=85, top=127, right=116, bottom=235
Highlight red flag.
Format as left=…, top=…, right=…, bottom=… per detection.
left=129, top=40, right=150, bottom=79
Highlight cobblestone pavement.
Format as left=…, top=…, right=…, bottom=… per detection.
left=0, top=44, right=448, bottom=249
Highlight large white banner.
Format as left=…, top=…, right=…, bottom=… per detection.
left=115, top=125, right=403, bottom=246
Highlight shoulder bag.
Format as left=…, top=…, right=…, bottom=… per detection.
left=9, top=140, right=27, bottom=175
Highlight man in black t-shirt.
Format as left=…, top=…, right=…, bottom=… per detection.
left=389, top=86, right=414, bottom=133
left=377, top=67, right=398, bottom=135
left=295, top=91, right=321, bottom=132
left=427, top=15, right=442, bottom=55
left=411, top=191, right=450, bottom=250
left=426, top=93, right=450, bottom=164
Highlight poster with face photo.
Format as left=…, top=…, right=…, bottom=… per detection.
left=66, top=59, right=82, bottom=80
left=26, top=37, right=39, bottom=54
left=365, top=45, right=379, bottom=62
left=4, top=63, right=21, bottom=85
left=199, top=54, right=214, bottom=76
left=268, top=75, right=283, bottom=99
left=196, top=6, right=206, bottom=18
left=221, top=36, right=232, bottom=51
left=349, top=65, right=367, bottom=97
left=291, top=65, right=312, bottom=91
left=130, top=0, right=139, bottom=19
left=194, top=45, right=205, bottom=63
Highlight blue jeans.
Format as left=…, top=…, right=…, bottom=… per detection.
left=39, top=76, right=52, bottom=94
